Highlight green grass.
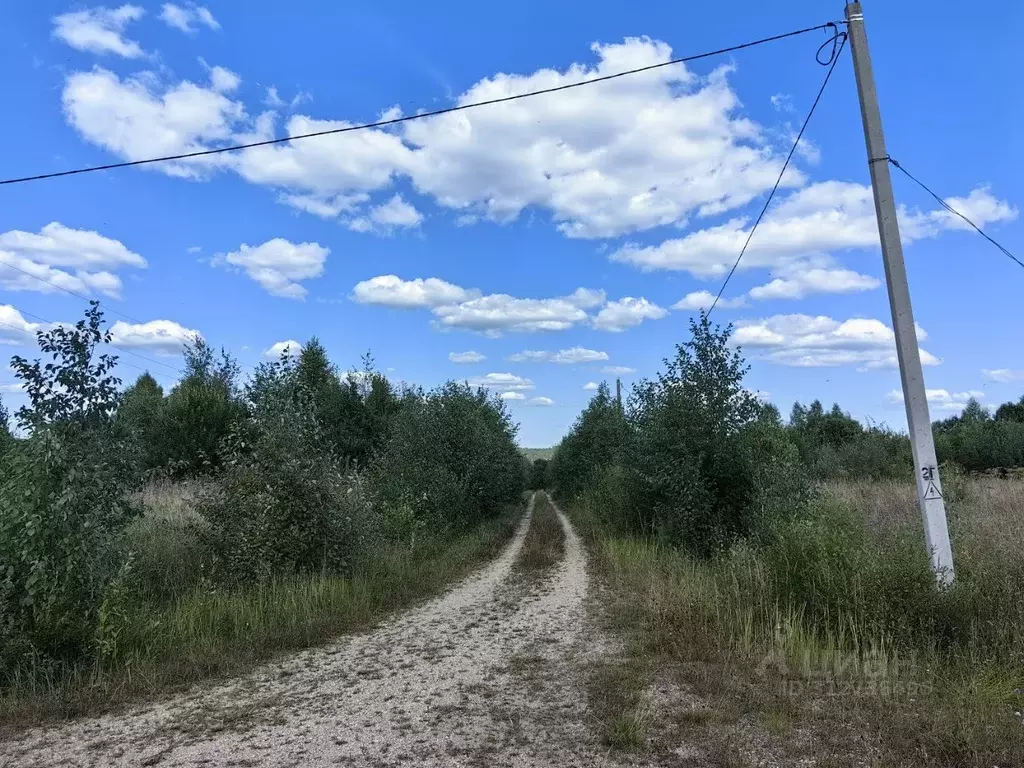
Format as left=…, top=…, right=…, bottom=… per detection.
left=511, top=492, right=564, bottom=579
left=1, top=503, right=520, bottom=729
left=573, top=477, right=1024, bottom=766
left=587, top=658, right=652, bottom=750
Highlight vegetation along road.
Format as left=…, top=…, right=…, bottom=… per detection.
left=0, top=493, right=632, bottom=767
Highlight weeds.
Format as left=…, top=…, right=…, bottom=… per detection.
left=576, top=479, right=1024, bottom=766
left=512, top=493, right=565, bottom=580
left=587, top=658, right=652, bottom=749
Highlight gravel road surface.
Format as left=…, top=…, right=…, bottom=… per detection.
left=2, top=493, right=636, bottom=767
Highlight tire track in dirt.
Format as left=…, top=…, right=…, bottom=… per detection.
left=2, top=493, right=634, bottom=767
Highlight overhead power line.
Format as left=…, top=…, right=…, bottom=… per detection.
left=885, top=155, right=1023, bottom=271
left=707, top=25, right=848, bottom=315
left=0, top=22, right=838, bottom=187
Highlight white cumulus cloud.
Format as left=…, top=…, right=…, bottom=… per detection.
left=109, top=319, right=200, bottom=355
left=53, top=5, right=145, bottom=58
left=526, top=396, right=554, bottom=407
left=208, top=65, right=240, bottom=93
left=433, top=292, right=592, bottom=335
left=56, top=37, right=802, bottom=238
left=0, top=222, right=146, bottom=298
left=348, top=195, right=424, bottom=233
left=401, top=39, right=798, bottom=238
left=672, top=290, right=746, bottom=311
left=449, top=350, right=485, bottom=364
left=592, top=297, right=667, bottom=332
left=217, top=238, right=328, bottom=299
left=748, top=268, right=880, bottom=301
left=583, top=381, right=599, bottom=391
left=63, top=68, right=246, bottom=179
left=0, top=306, right=46, bottom=346
left=158, top=3, right=219, bottom=33
left=467, top=373, right=534, bottom=391
left=886, top=388, right=984, bottom=412
left=611, top=182, right=1015, bottom=302
left=613, top=182, right=1016, bottom=277
left=602, top=365, right=636, bottom=375
left=234, top=113, right=413, bottom=207
left=264, top=340, right=302, bottom=359
left=352, top=275, right=479, bottom=309
left=733, top=314, right=940, bottom=370
left=499, top=391, right=526, bottom=401
left=509, top=347, right=608, bottom=364
left=982, top=369, right=1024, bottom=384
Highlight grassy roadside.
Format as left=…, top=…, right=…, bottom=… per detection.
left=511, top=492, right=565, bottom=581
left=1, top=504, right=522, bottom=731
left=573, top=481, right=1024, bottom=767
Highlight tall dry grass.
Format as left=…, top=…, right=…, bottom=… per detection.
left=578, top=476, right=1024, bottom=765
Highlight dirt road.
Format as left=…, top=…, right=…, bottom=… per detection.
left=2, top=493, right=630, bottom=767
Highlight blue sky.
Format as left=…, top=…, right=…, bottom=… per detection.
left=1, top=1, right=1021, bottom=447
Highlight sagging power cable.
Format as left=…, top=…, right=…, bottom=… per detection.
left=707, top=23, right=848, bottom=316
left=1, top=22, right=839, bottom=186
left=885, top=155, right=1023, bottom=271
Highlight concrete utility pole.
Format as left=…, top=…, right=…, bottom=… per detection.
left=615, top=378, right=622, bottom=411
left=845, top=1, right=955, bottom=584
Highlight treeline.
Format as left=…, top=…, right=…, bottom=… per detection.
left=0, top=303, right=524, bottom=678
left=783, top=392, right=1024, bottom=479
left=548, top=314, right=1024, bottom=549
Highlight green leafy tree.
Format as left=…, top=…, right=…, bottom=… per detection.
left=528, top=458, right=549, bottom=490
left=369, top=382, right=523, bottom=541
left=549, top=382, right=629, bottom=502
left=994, top=396, right=1024, bottom=423
left=117, top=372, right=164, bottom=470
left=0, top=303, right=139, bottom=670
left=934, top=396, right=1024, bottom=471
left=0, top=393, right=13, bottom=459
left=627, top=313, right=806, bottom=554
left=787, top=399, right=910, bottom=480
left=287, top=341, right=403, bottom=467
left=153, top=338, right=244, bottom=474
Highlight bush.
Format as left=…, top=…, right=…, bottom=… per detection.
left=368, top=382, right=524, bottom=540
left=198, top=355, right=365, bottom=584
left=0, top=394, right=13, bottom=462
left=787, top=400, right=913, bottom=480
left=528, top=458, right=549, bottom=490
left=0, top=303, right=140, bottom=673
left=292, top=342, right=400, bottom=468
left=630, top=315, right=810, bottom=554
left=117, top=372, right=164, bottom=472
left=934, top=399, right=1024, bottom=471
